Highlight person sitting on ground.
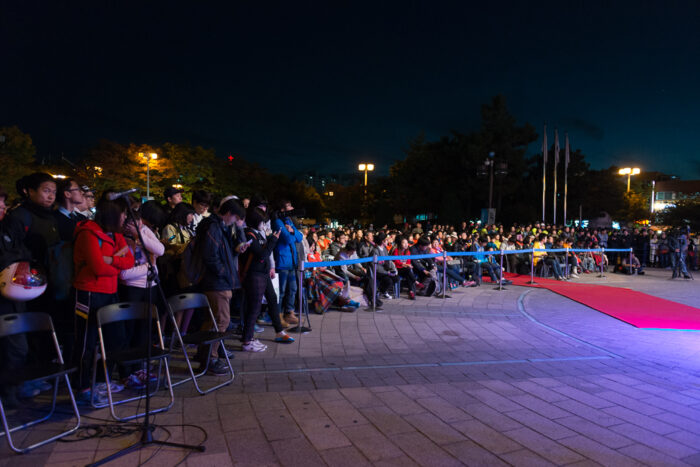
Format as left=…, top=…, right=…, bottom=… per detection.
left=305, top=240, right=360, bottom=313
left=410, top=237, right=439, bottom=296
left=619, top=251, right=643, bottom=275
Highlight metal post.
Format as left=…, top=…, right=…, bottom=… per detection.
left=372, top=255, right=377, bottom=312
left=529, top=249, right=535, bottom=284
left=564, top=247, right=569, bottom=278
left=442, top=251, right=447, bottom=299
left=496, top=250, right=505, bottom=291
left=629, top=247, right=633, bottom=275
left=297, top=260, right=305, bottom=332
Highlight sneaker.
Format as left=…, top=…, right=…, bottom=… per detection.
left=124, top=374, right=146, bottom=390
left=208, top=359, right=229, bottom=376
left=242, top=341, right=267, bottom=352
left=77, top=388, right=107, bottom=405
left=382, top=292, right=392, bottom=300
left=18, top=383, right=40, bottom=399
left=284, top=312, right=299, bottom=325
left=408, top=291, right=416, bottom=300
left=570, top=273, right=580, bottom=278
left=278, top=314, right=290, bottom=328
left=31, top=380, right=53, bottom=392
left=257, top=314, right=273, bottom=326
left=274, top=332, right=295, bottom=344
left=251, top=339, right=267, bottom=350
left=218, top=347, right=235, bottom=359
left=95, top=381, right=125, bottom=395
left=254, top=324, right=264, bottom=333
left=134, top=369, right=158, bottom=383
left=348, top=300, right=360, bottom=308
left=375, top=298, right=384, bottom=308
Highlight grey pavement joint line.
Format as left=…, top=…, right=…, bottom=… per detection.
left=517, top=289, right=624, bottom=359
left=238, top=355, right=612, bottom=375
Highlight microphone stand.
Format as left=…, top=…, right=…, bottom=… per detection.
left=88, top=196, right=204, bottom=467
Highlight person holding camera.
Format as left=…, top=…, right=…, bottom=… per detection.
left=272, top=200, right=303, bottom=326
left=669, top=229, right=691, bottom=279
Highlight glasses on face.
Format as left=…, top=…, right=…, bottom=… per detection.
left=85, top=195, right=95, bottom=200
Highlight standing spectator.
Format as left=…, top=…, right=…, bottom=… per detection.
left=119, top=211, right=166, bottom=388
left=72, top=197, right=135, bottom=403
left=77, top=186, right=96, bottom=219
left=239, top=207, right=293, bottom=351
left=0, top=186, right=34, bottom=406
left=163, top=187, right=184, bottom=215
left=272, top=200, right=303, bottom=325
left=196, top=199, right=247, bottom=374
left=191, top=190, right=212, bottom=230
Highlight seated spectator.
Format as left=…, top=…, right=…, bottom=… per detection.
left=619, top=251, right=643, bottom=275
left=374, top=232, right=400, bottom=299
left=410, top=237, right=439, bottom=296
left=392, top=236, right=418, bottom=299
left=334, top=241, right=379, bottom=307
left=305, top=241, right=360, bottom=313
left=534, top=233, right=565, bottom=280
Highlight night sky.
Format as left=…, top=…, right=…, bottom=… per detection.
left=2, top=1, right=699, bottom=178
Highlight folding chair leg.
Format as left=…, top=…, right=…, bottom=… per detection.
left=0, top=374, right=81, bottom=454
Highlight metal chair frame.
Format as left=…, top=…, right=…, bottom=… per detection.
left=165, top=293, right=234, bottom=395
left=0, top=312, right=80, bottom=454
left=90, top=302, right=174, bottom=421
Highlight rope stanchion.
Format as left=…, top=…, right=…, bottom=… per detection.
left=372, top=254, right=378, bottom=312
left=442, top=251, right=447, bottom=299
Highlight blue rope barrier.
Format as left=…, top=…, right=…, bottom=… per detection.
left=303, top=247, right=630, bottom=269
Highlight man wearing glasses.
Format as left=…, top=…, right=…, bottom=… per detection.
left=77, top=185, right=96, bottom=219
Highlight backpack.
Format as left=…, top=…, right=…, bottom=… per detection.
left=177, top=236, right=205, bottom=289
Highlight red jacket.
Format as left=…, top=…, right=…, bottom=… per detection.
left=73, top=220, right=134, bottom=294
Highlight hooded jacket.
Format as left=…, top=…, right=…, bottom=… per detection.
left=73, top=220, right=134, bottom=294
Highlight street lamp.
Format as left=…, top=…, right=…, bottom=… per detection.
left=139, top=152, right=158, bottom=199
left=477, top=152, right=507, bottom=210
left=358, top=163, right=374, bottom=186
left=618, top=167, right=640, bottom=192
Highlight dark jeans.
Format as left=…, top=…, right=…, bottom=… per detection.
left=277, top=269, right=298, bottom=314
left=397, top=267, right=417, bottom=293
left=72, top=290, right=119, bottom=391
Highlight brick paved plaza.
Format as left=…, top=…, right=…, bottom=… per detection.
left=2, top=269, right=700, bottom=466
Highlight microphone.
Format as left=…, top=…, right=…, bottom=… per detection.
left=106, top=188, right=139, bottom=201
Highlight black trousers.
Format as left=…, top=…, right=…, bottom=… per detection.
left=243, top=272, right=285, bottom=343
left=397, top=267, right=417, bottom=293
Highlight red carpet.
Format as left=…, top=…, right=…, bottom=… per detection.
left=500, top=274, right=700, bottom=330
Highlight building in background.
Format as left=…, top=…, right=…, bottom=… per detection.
left=653, top=179, right=700, bottom=211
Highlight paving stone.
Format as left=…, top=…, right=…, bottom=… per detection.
left=402, top=412, right=466, bottom=445
left=415, top=396, right=473, bottom=423
left=319, top=445, right=372, bottom=467
left=609, top=423, right=698, bottom=458
left=450, top=419, right=522, bottom=454
left=557, top=435, right=643, bottom=467
left=503, top=427, right=584, bottom=465
left=498, top=448, right=557, bottom=467
left=603, top=406, right=677, bottom=435
left=619, top=443, right=691, bottom=467
left=340, top=424, right=405, bottom=461
left=359, top=405, right=416, bottom=436
left=389, top=431, right=463, bottom=467
left=319, top=398, right=370, bottom=427
left=504, top=408, right=576, bottom=440
left=297, top=416, right=352, bottom=450
left=555, top=415, right=634, bottom=449
left=443, top=438, right=510, bottom=466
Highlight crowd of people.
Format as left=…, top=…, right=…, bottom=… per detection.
left=0, top=172, right=697, bottom=408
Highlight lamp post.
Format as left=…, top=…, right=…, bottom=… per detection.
left=477, top=152, right=508, bottom=211
left=618, top=167, right=640, bottom=193
left=140, top=152, right=158, bottom=199
left=358, top=163, right=374, bottom=220
left=358, top=163, right=374, bottom=187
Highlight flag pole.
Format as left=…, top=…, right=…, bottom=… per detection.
left=564, top=132, right=569, bottom=226
left=542, top=124, right=547, bottom=223
left=553, top=129, right=559, bottom=225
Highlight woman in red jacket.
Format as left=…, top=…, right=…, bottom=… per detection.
left=72, top=197, right=134, bottom=403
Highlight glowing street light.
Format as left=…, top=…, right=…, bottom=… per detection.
left=358, top=163, right=374, bottom=186
left=139, top=152, right=158, bottom=199
left=618, top=167, right=641, bottom=192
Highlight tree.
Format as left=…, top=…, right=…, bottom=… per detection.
left=0, top=126, right=37, bottom=194
left=658, top=200, right=700, bottom=230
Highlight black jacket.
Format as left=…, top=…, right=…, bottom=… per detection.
left=197, top=214, right=241, bottom=291
left=240, top=228, right=278, bottom=278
